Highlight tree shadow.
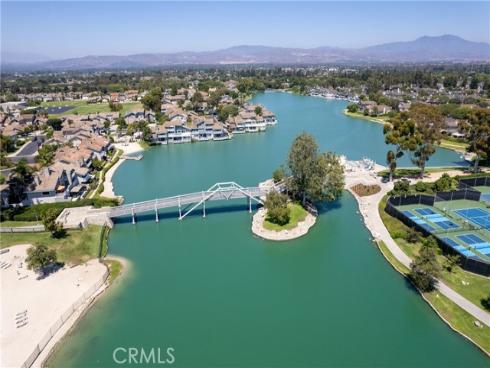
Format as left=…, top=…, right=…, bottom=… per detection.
left=36, top=262, right=64, bottom=280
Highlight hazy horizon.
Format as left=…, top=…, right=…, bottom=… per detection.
left=2, top=1, right=489, bottom=60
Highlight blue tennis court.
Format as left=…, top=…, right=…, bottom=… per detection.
left=441, top=237, right=477, bottom=257
left=454, top=208, right=490, bottom=230
left=481, top=193, right=490, bottom=202
left=457, top=234, right=485, bottom=245
left=415, top=208, right=436, bottom=216
left=422, top=213, right=459, bottom=230
left=402, top=210, right=435, bottom=232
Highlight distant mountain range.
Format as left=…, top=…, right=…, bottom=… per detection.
left=2, top=35, right=489, bottom=72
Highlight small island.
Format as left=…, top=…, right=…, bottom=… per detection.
left=252, top=133, right=344, bottom=241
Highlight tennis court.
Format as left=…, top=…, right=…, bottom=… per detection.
left=454, top=208, right=490, bottom=230
left=402, top=210, right=435, bottom=232
left=441, top=237, right=478, bottom=257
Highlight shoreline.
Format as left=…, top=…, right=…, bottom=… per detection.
left=101, top=142, right=144, bottom=198
left=37, top=255, right=130, bottom=368
left=251, top=207, right=316, bottom=241
left=346, top=185, right=490, bottom=355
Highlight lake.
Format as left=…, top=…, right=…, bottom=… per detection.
left=47, top=92, right=486, bottom=367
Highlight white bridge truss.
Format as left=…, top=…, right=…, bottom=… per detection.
left=107, top=182, right=280, bottom=222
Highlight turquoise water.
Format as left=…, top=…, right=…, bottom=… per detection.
left=48, top=93, right=487, bottom=367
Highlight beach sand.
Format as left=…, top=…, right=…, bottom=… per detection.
left=0, top=245, right=108, bottom=368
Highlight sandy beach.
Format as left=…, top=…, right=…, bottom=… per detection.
left=101, top=142, right=144, bottom=198
left=0, top=245, right=108, bottom=368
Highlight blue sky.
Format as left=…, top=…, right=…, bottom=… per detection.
left=2, top=1, right=489, bottom=59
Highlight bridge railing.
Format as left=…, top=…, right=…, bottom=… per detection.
left=108, top=183, right=276, bottom=217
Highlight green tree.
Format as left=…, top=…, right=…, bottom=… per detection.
left=36, top=144, right=57, bottom=167
left=433, top=173, right=458, bottom=192
left=217, top=104, right=238, bottom=122
left=461, top=108, right=490, bottom=173
left=41, top=208, right=65, bottom=238
left=386, top=150, right=397, bottom=182
left=287, top=133, right=344, bottom=205
left=141, top=88, right=162, bottom=113
left=46, top=118, right=63, bottom=131
left=264, top=191, right=290, bottom=226
left=409, top=237, right=441, bottom=292
left=409, top=104, right=443, bottom=177
left=444, top=254, right=460, bottom=273
left=26, top=244, right=58, bottom=275
left=346, top=103, right=359, bottom=113
left=0, top=134, right=16, bottom=153
left=272, top=166, right=286, bottom=183
left=109, top=101, right=123, bottom=112
left=254, top=106, right=263, bottom=116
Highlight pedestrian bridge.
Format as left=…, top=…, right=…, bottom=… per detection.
left=106, top=181, right=280, bottom=222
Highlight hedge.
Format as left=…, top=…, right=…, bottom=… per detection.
left=2, top=197, right=119, bottom=222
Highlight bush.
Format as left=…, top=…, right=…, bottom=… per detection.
left=3, top=198, right=119, bottom=222
left=390, top=179, right=410, bottom=196
left=405, top=228, right=421, bottom=243
left=265, top=191, right=290, bottom=226
left=433, top=173, right=458, bottom=192
left=414, top=181, right=430, bottom=192
left=481, top=295, right=490, bottom=311
left=391, top=230, right=407, bottom=239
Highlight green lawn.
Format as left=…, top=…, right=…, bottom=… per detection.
left=0, top=220, right=41, bottom=227
left=104, top=259, right=123, bottom=284
left=343, top=110, right=390, bottom=125
left=0, top=225, right=103, bottom=265
left=377, top=238, right=490, bottom=354
left=439, top=138, right=469, bottom=153
left=378, top=196, right=490, bottom=308
left=263, top=203, right=308, bottom=231
left=42, top=100, right=143, bottom=116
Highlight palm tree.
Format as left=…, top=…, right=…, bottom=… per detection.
left=386, top=150, right=397, bottom=182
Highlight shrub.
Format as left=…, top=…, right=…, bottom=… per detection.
left=481, top=295, right=490, bottom=311
left=265, top=191, right=290, bottom=226
left=405, top=228, right=421, bottom=243
left=4, top=198, right=119, bottom=222
left=414, top=181, right=430, bottom=192
left=390, top=179, right=410, bottom=196
left=433, top=173, right=458, bottom=192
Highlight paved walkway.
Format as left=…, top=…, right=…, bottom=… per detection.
left=348, top=176, right=490, bottom=326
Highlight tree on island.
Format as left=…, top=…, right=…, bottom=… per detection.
left=409, top=237, right=441, bottom=292
left=26, top=244, right=58, bottom=276
left=264, top=191, right=290, bottom=226
left=272, top=166, right=286, bottom=183
left=461, top=108, right=490, bottom=173
left=287, top=133, right=344, bottom=205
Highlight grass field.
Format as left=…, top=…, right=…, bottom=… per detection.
left=41, top=100, right=143, bottom=116
left=343, top=110, right=390, bottom=125
left=0, top=225, right=103, bottom=265
left=263, top=203, right=308, bottom=231
left=439, top=138, right=469, bottom=153
left=0, top=220, right=41, bottom=227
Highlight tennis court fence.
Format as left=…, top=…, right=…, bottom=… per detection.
left=386, top=194, right=490, bottom=276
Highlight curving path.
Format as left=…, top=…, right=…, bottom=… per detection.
left=348, top=179, right=490, bottom=326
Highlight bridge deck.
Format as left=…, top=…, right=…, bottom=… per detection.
left=106, top=182, right=279, bottom=219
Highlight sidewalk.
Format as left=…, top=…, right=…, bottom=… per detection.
left=348, top=176, right=490, bottom=326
